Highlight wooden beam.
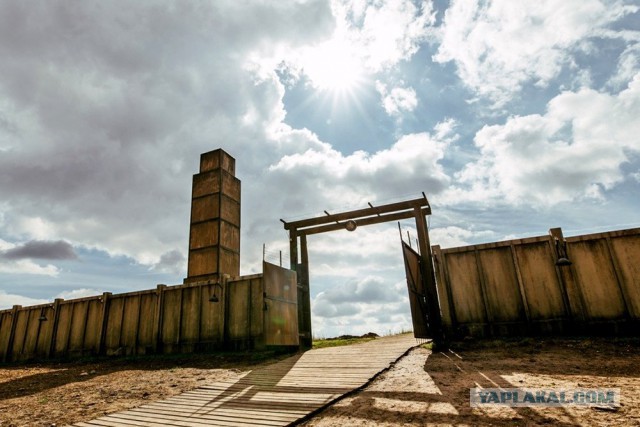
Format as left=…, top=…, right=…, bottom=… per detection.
left=414, top=206, right=444, bottom=346
left=299, top=207, right=431, bottom=236
left=281, top=197, right=429, bottom=231
left=289, top=228, right=298, bottom=272
left=299, top=234, right=312, bottom=349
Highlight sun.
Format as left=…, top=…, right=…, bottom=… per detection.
left=303, top=39, right=365, bottom=94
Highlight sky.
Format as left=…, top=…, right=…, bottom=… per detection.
left=0, top=0, right=639, bottom=338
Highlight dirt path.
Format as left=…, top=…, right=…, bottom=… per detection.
left=303, top=338, right=640, bottom=426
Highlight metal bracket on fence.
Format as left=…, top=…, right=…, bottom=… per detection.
left=208, top=282, right=224, bottom=303
left=554, top=237, right=572, bottom=266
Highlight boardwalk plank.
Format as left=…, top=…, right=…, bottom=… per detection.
left=131, top=404, right=302, bottom=422
left=72, top=334, right=416, bottom=427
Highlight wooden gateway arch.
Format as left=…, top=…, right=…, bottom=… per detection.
left=281, top=195, right=444, bottom=348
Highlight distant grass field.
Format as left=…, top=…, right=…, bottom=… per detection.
left=312, top=333, right=379, bottom=349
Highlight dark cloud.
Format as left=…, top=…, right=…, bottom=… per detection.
left=2, top=240, right=77, bottom=260
left=0, top=0, right=335, bottom=265
left=318, top=277, right=402, bottom=304
left=153, top=249, right=186, bottom=275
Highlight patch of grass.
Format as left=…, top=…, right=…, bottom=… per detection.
left=420, top=342, right=433, bottom=350
left=312, top=336, right=377, bottom=349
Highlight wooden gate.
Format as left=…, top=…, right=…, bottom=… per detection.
left=263, top=262, right=299, bottom=346
left=401, top=242, right=431, bottom=339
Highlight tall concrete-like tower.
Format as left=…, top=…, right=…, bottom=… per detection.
left=184, top=149, right=240, bottom=284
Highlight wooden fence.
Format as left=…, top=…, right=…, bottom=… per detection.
left=432, top=227, right=640, bottom=338
left=0, top=262, right=298, bottom=362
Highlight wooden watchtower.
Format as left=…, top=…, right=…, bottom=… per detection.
left=184, top=149, right=241, bottom=284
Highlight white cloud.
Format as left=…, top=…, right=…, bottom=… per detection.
left=376, top=82, right=418, bottom=116
left=434, top=118, right=458, bottom=141
left=268, top=130, right=451, bottom=210
left=56, top=288, right=102, bottom=301
left=311, top=278, right=412, bottom=337
left=353, top=0, right=435, bottom=71
left=279, top=0, right=435, bottom=88
left=434, top=0, right=639, bottom=106
left=0, top=259, right=60, bottom=276
left=450, top=74, right=640, bottom=205
left=429, top=226, right=494, bottom=249
left=0, top=238, right=14, bottom=251
left=0, top=291, right=49, bottom=309
left=609, top=43, right=640, bottom=89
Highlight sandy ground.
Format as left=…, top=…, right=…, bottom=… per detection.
left=0, top=352, right=284, bottom=427
left=1, top=338, right=639, bottom=426
left=302, top=338, right=640, bottom=427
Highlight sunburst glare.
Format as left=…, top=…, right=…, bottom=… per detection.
left=301, top=38, right=366, bottom=95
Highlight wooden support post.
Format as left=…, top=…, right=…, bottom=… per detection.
left=152, top=285, right=166, bottom=354
left=98, top=293, right=112, bottom=356
left=4, top=305, right=21, bottom=363
left=549, top=227, right=586, bottom=330
left=176, top=288, right=184, bottom=348
left=299, top=233, right=312, bottom=349
left=44, top=299, right=61, bottom=358
left=604, top=235, right=632, bottom=320
left=80, top=300, right=92, bottom=353
left=197, top=284, right=203, bottom=348
left=510, top=244, right=531, bottom=328
left=414, top=207, right=444, bottom=347
left=222, top=274, right=230, bottom=347
left=47, top=299, right=63, bottom=358
left=474, top=249, right=493, bottom=336
left=431, top=245, right=456, bottom=335
left=289, top=228, right=298, bottom=272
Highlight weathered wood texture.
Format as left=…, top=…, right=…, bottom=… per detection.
left=433, top=227, right=640, bottom=338
left=401, top=243, right=430, bottom=338
left=72, top=333, right=416, bottom=427
left=263, top=262, right=298, bottom=346
left=0, top=263, right=298, bottom=362
left=186, top=149, right=241, bottom=284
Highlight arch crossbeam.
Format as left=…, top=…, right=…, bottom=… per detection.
left=281, top=196, right=430, bottom=236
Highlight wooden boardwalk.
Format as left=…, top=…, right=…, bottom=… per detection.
left=72, top=334, right=417, bottom=427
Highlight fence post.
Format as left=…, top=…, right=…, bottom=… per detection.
left=98, top=292, right=112, bottom=356
left=197, top=283, right=204, bottom=347
left=47, top=299, right=64, bottom=358
left=604, top=235, right=632, bottom=320
left=431, top=245, right=455, bottom=335
left=549, top=228, right=586, bottom=331
left=153, top=285, right=166, bottom=354
left=3, top=305, right=21, bottom=363
left=510, top=244, right=531, bottom=328
left=473, top=249, right=493, bottom=336
left=222, top=275, right=230, bottom=347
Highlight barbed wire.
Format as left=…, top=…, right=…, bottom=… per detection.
left=262, top=244, right=290, bottom=268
